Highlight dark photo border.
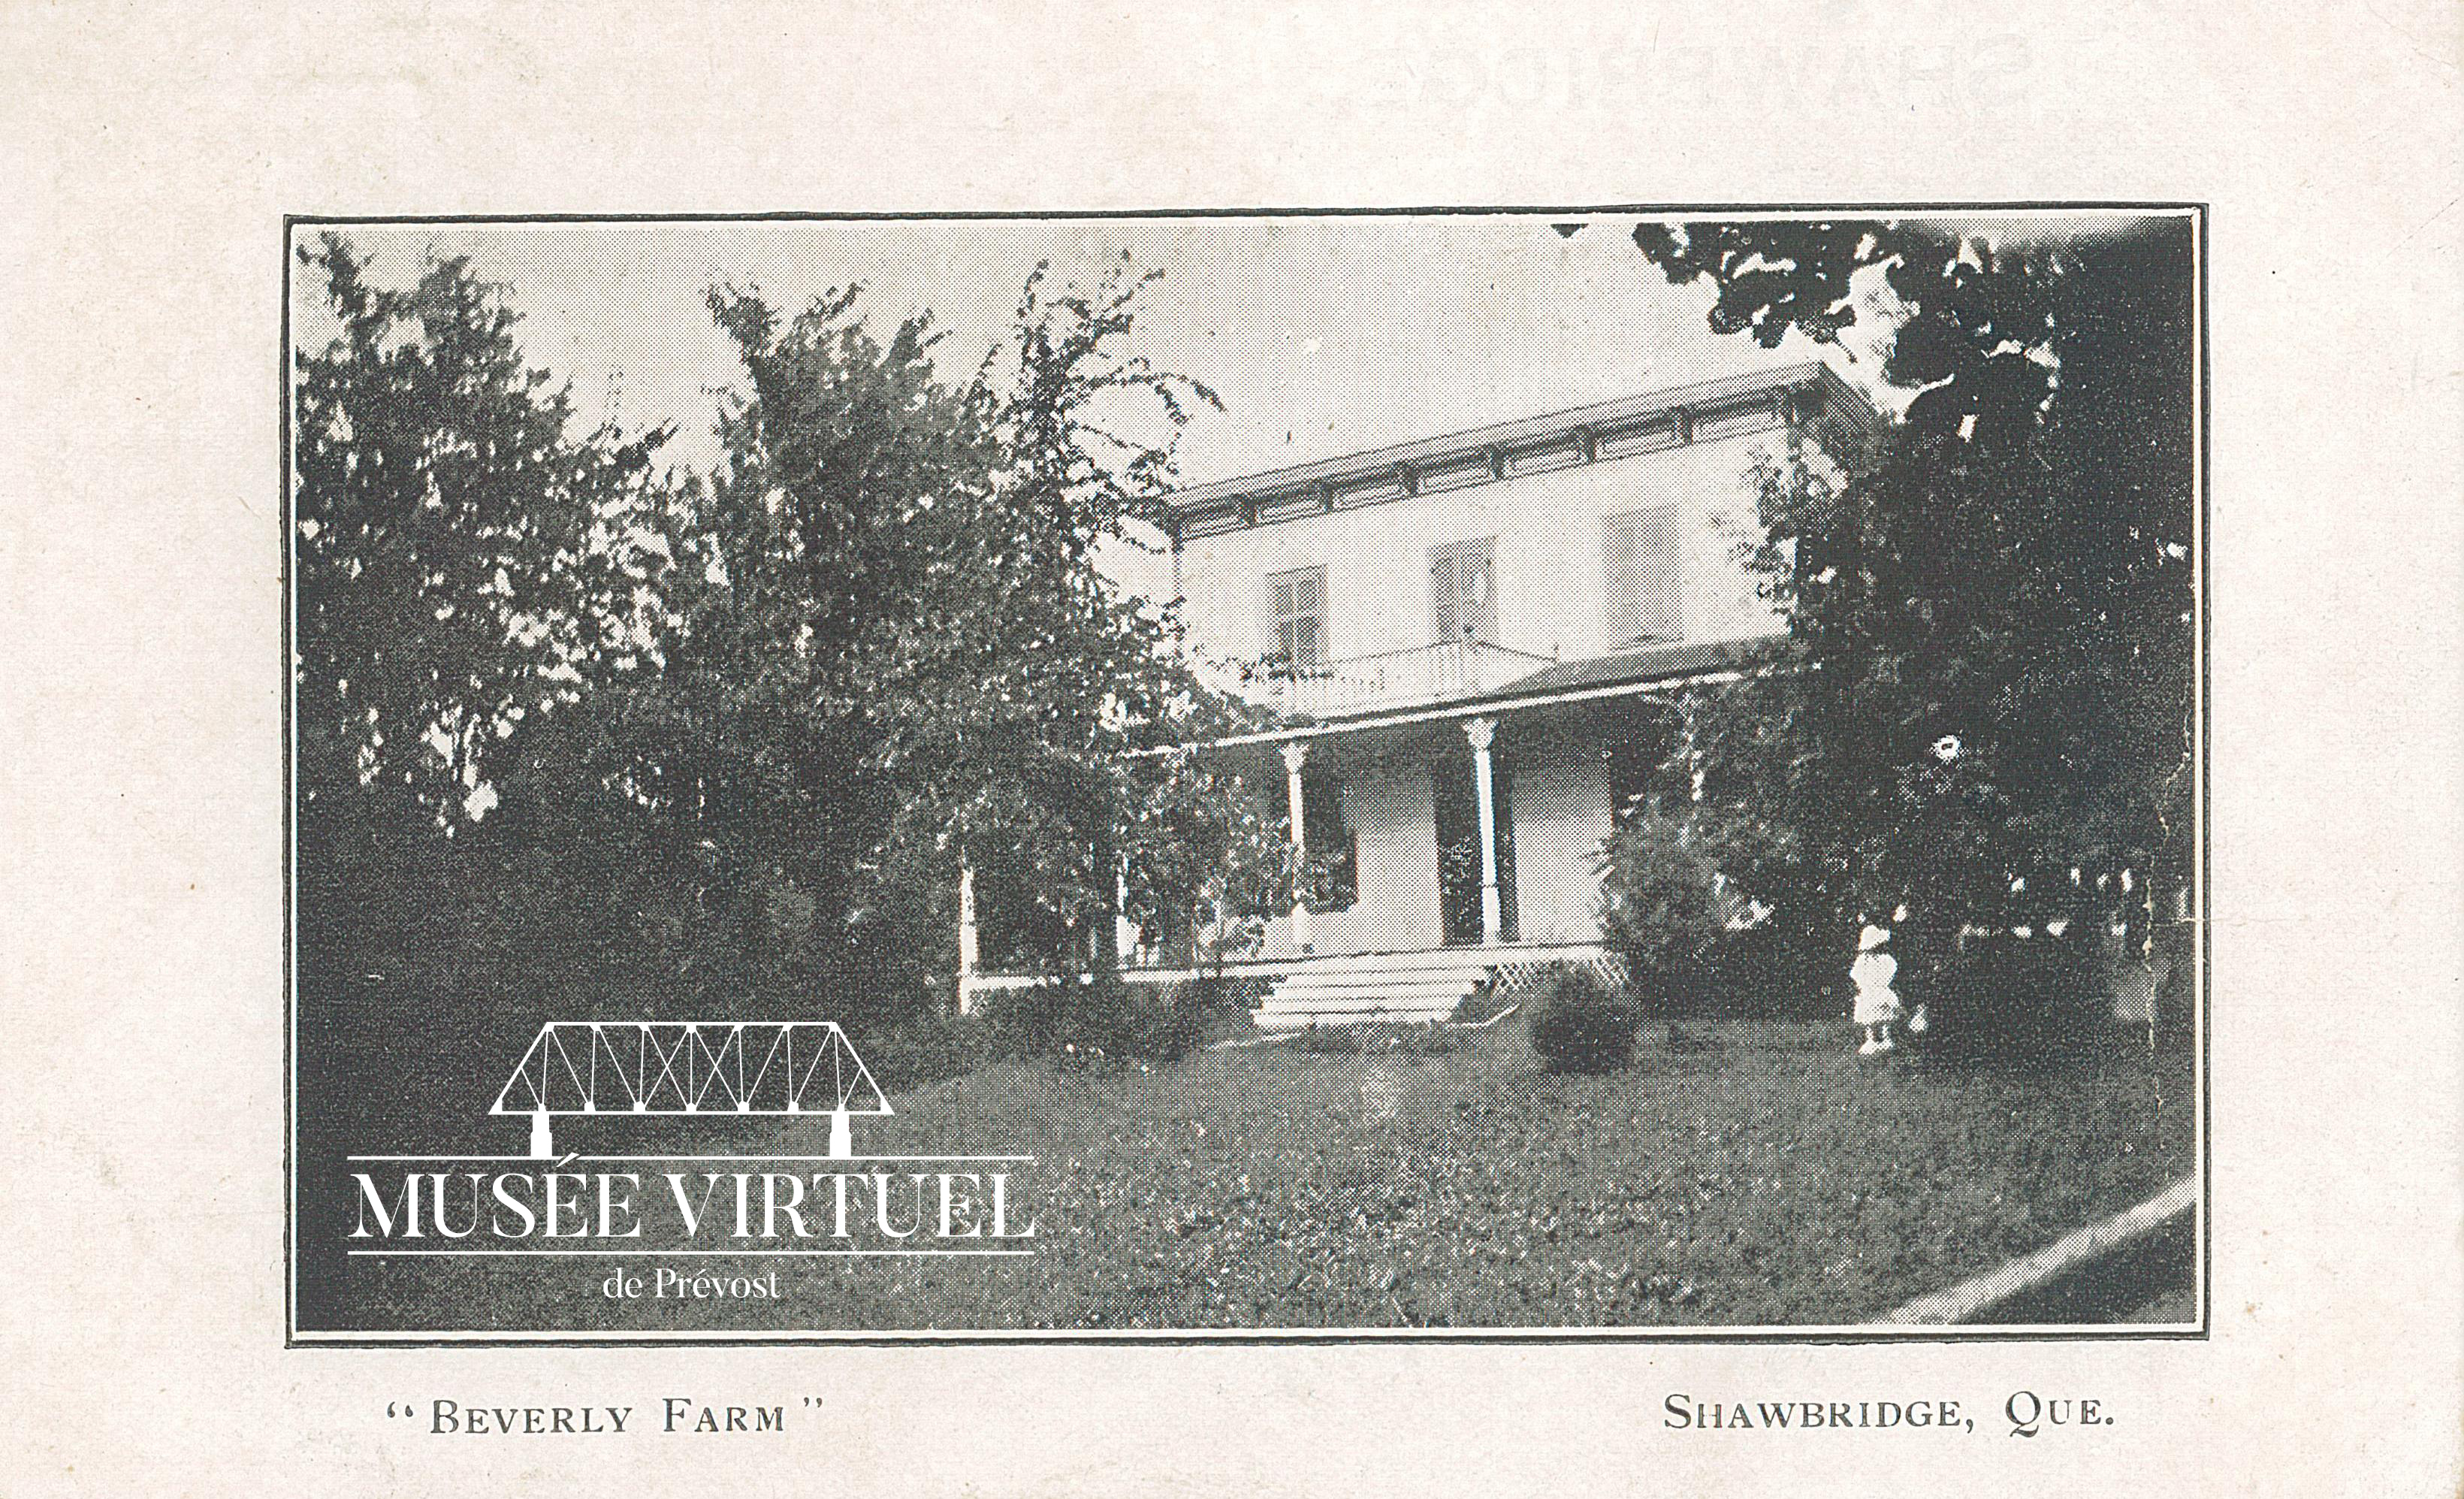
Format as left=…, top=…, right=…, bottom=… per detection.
left=283, top=204, right=2209, bottom=1347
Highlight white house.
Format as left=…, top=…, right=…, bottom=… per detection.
left=963, top=361, right=1873, bottom=1026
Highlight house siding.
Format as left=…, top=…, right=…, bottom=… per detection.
left=1173, top=425, right=1792, bottom=679
left=1297, top=760, right=1443, bottom=956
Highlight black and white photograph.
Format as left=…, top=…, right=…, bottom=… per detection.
left=11, top=2, right=2464, bottom=1491
left=287, top=210, right=2203, bottom=1338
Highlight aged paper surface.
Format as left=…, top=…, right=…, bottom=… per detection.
left=3, top=2, right=2459, bottom=1492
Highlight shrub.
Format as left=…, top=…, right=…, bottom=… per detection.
left=1709, top=915, right=1842, bottom=1020
left=1291, top=1023, right=1361, bottom=1054
left=1384, top=1021, right=1468, bottom=1056
left=969, top=981, right=1064, bottom=1060
left=1451, top=978, right=1517, bottom=1026
left=1160, top=972, right=1254, bottom=1022
left=1111, top=980, right=1207, bottom=1062
left=972, top=975, right=1205, bottom=1065
left=1529, top=967, right=1644, bottom=1074
left=856, top=1008, right=988, bottom=1093
left=1598, top=808, right=1846, bottom=1020
left=1598, top=811, right=1725, bottom=1017
left=1916, top=932, right=2115, bottom=1066
left=1285, top=1020, right=1463, bottom=1056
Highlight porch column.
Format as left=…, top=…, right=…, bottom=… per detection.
left=956, top=863, right=980, bottom=1015
left=1282, top=741, right=1312, bottom=952
left=1465, top=716, right=1502, bottom=944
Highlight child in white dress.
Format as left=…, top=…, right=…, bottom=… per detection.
left=1851, top=922, right=1904, bottom=1055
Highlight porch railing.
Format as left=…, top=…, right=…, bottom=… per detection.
left=1244, top=638, right=1558, bottom=717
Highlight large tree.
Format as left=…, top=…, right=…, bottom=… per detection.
left=297, top=238, right=1281, bottom=1043
left=291, top=235, right=714, bottom=1119
left=1623, top=217, right=2197, bottom=964
left=614, top=261, right=1283, bottom=1023
left=291, top=234, right=681, bottom=846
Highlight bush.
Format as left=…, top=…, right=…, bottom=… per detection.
left=1598, top=812, right=1724, bottom=1013
left=1529, top=967, right=1644, bottom=1074
left=1287, top=1021, right=1464, bottom=1056
left=1709, top=917, right=1843, bottom=1020
left=1384, top=1022, right=1468, bottom=1056
left=1290, top=1023, right=1361, bottom=1054
left=1598, top=808, right=1843, bottom=1021
left=973, top=975, right=1205, bottom=1065
left=1159, top=972, right=1258, bottom=1022
left=1915, top=932, right=2115, bottom=1065
left=856, top=1008, right=988, bottom=1093
left=1111, top=980, right=1207, bottom=1062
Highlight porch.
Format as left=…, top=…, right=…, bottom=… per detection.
left=955, top=639, right=1762, bottom=1021
left=956, top=940, right=1622, bottom=1032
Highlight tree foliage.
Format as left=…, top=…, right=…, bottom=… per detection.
left=291, top=234, right=681, bottom=845
left=1622, top=217, right=2196, bottom=957
left=610, top=259, right=1285, bottom=1021
left=295, top=239, right=1286, bottom=1046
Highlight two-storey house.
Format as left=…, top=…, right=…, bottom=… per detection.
left=960, top=361, right=1872, bottom=1027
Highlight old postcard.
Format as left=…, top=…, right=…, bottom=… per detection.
left=3, top=3, right=2457, bottom=1494
left=285, top=210, right=2202, bottom=1343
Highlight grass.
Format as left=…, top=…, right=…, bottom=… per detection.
left=302, top=1012, right=2194, bottom=1332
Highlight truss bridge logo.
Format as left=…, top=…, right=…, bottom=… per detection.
left=493, top=1020, right=892, bottom=1159
left=340, top=1019, right=1038, bottom=1275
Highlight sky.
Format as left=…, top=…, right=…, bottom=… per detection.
left=290, top=216, right=1892, bottom=476
left=289, top=216, right=1887, bottom=597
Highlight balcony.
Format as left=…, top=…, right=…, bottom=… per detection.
left=1243, top=639, right=1560, bottom=719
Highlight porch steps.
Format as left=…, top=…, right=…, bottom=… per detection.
left=1251, top=949, right=1499, bottom=1031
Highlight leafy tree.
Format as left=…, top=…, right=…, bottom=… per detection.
left=291, top=234, right=681, bottom=846
left=1598, top=807, right=1733, bottom=1002
left=619, top=260, right=1285, bottom=1025
left=294, top=237, right=1284, bottom=1050
left=291, top=237, right=705, bottom=1136
left=1619, top=218, right=2196, bottom=972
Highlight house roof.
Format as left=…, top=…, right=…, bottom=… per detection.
left=1160, top=635, right=1793, bottom=757
left=1166, top=361, right=1870, bottom=533
left=1479, top=637, right=1772, bottom=700
left=1192, top=636, right=1789, bottom=751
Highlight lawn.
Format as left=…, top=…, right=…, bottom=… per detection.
left=306, top=1014, right=2195, bottom=1332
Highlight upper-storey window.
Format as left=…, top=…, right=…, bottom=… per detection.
left=1266, top=564, right=1329, bottom=669
left=1602, top=504, right=1684, bottom=648
left=1429, top=536, right=1497, bottom=645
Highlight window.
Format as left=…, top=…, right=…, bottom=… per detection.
left=1602, top=505, right=1683, bottom=647
left=1429, top=536, right=1498, bottom=645
left=1266, top=564, right=1329, bottom=669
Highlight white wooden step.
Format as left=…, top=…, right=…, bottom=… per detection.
left=1250, top=950, right=1499, bottom=1029
left=1259, top=1003, right=1465, bottom=1023
left=1263, top=994, right=1472, bottom=1013
left=1255, top=1006, right=1462, bottom=1032
left=1297, top=949, right=1498, bottom=974
left=1264, top=972, right=1485, bottom=996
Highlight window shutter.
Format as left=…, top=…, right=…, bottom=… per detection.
left=1603, top=506, right=1683, bottom=647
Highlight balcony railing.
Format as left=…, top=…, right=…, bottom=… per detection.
left=1243, top=638, right=1560, bottom=718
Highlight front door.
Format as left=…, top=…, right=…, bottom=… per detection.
left=1432, top=747, right=1516, bottom=946
left=1430, top=536, right=1498, bottom=645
